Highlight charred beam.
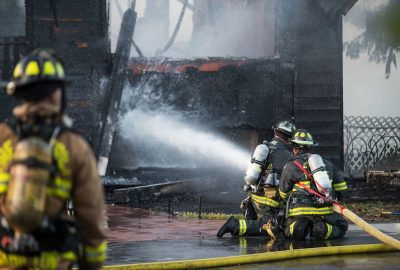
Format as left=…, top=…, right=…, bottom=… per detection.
left=97, top=5, right=137, bottom=176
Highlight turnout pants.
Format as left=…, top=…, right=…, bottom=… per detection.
left=239, top=195, right=281, bottom=237
left=284, top=213, right=348, bottom=241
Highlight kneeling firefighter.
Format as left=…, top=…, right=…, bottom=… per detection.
left=279, top=129, right=348, bottom=241
left=0, top=49, right=107, bottom=269
left=217, top=121, right=295, bottom=238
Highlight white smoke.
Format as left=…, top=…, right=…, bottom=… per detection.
left=109, top=0, right=275, bottom=58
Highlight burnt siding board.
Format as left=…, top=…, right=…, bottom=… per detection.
left=296, top=72, right=340, bottom=86
left=279, top=0, right=344, bottom=167
left=297, top=59, right=341, bottom=73
left=299, top=85, right=341, bottom=98
left=295, top=97, right=341, bottom=110
left=127, top=60, right=283, bottom=130
left=26, top=0, right=110, bottom=144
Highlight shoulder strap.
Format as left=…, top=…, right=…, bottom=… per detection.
left=292, top=160, right=313, bottom=179
left=293, top=159, right=331, bottom=196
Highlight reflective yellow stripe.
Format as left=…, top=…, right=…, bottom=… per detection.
left=84, top=241, right=107, bottom=264
left=0, top=172, right=10, bottom=193
left=288, top=206, right=333, bottom=217
left=333, top=182, right=348, bottom=191
left=43, top=61, right=56, bottom=76
left=325, top=223, right=333, bottom=239
left=293, top=181, right=310, bottom=191
left=53, top=141, right=72, bottom=176
left=239, top=219, right=247, bottom=236
left=239, top=238, right=247, bottom=255
left=0, top=140, right=13, bottom=170
left=47, top=177, right=72, bottom=200
left=25, top=61, right=40, bottom=76
left=279, top=189, right=288, bottom=199
left=0, top=250, right=73, bottom=270
left=13, top=63, right=23, bottom=78
left=60, top=251, right=77, bottom=261
left=289, top=221, right=296, bottom=236
left=250, top=194, right=280, bottom=208
left=56, top=63, right=65, bottom=77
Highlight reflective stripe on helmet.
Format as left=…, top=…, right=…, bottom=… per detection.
left=13, top=63, right=23, bottom=78
left=56, top=63, right=65, bottom=77
left=44, top=61, right=57, bottom=76
left=25, top=61, right=40, bottom=76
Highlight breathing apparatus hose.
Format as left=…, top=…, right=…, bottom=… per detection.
left=100, top=243, right=397, bottom=270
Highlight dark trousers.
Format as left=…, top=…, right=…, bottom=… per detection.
left=284, top=213, right=348, bottom=240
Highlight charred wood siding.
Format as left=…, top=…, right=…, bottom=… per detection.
left=108, top=58, right=291, bottom=169
left=278, top=0, right=345, bottom=167
left=0, top=38, right=28, bottom=121
left=25, top=0, right=110, bottom=143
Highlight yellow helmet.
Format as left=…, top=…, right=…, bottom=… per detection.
left=291, top=129, right=315, bottom=147
left=6, top=49, right=67, bottom=98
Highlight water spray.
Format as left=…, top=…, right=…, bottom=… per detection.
left=119, top=108, right=251, bottom=170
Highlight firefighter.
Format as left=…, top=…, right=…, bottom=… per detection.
left=0, top=49, right=107, bottom=269
left=279, top=129, right=348, bottom=241
left=217, top=121, right=295, bottom=238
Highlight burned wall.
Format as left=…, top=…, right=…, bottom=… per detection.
left=25, top=0, right=110, bottom=143
left=108, top=58, right=288, bottom=170
left=278, top=0, right=348, bottom=167
left=0, top=0, right=26, bottom=122
left=109, top=0, right=348, bottom=170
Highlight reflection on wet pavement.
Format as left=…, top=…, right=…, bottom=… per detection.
left=106, top=204, right=224, bottom=243
left=105, top=205, right=400, bottom=267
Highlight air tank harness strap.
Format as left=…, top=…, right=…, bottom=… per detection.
left=292, top=160, right=331, bottom=202
left=291, top=160, right=346, bottom=214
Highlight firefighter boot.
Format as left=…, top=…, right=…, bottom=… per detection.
left=217, top=216, right=239, bottom=237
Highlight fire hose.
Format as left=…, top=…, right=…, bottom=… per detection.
left=291, top=160, right=400, bottom=250
left=100, top=244, right=396, bottom=270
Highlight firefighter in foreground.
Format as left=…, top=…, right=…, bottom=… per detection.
left=0, top=49, right=107, bottom=269
left=217, top=121, right=295, bottom=238
left=279, top=129, right=348, bottom=240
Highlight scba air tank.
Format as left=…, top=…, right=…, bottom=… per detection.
left=4, top=137, right=52, bottom=234
left=244, top=144, right=270, bottom=186
left=308, top=154, right=332, bottom=197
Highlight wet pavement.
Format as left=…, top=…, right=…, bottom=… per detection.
left=105, top=205, right=400, bottom=268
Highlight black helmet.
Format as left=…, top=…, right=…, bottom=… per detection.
left=274, top=120, right=296, bottom=137
left=291, top=129, right=315, bottom=147
left=6, top=49, right=67, bottom=100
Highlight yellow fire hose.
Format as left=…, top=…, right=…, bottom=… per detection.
left=102, top=243, right=397, bottom=270
left=332, top=204, right=400, bottom=249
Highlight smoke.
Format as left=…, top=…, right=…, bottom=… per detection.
left=117, top=82, right=250, bottom=170
left=109, top=0, right=275, bottom=58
